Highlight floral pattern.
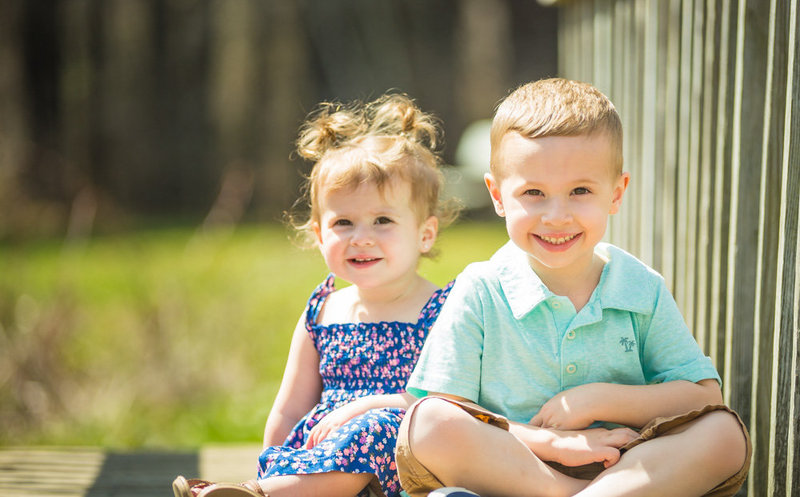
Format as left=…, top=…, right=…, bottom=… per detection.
left=257, top=274, right=452, bottom=497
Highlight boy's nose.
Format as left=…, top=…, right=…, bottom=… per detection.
left=541, top=199, right=572, bottom=225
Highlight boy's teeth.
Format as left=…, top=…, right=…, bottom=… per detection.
left=540, top=234, right=577, bottom=244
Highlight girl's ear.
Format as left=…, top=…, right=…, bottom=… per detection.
left=609, top=172, right=630, bottom=215
left=312, top=221, right=323, bottom=245
left=419, top=216, right=439, bottom=253
left=484, top=173, right=506, bottom=217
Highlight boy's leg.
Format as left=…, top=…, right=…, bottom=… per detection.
left=575, top=408, right=750, bottom=497
left=396, top=397, right=589, bottom=497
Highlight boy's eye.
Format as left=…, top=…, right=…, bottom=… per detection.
left=333, top=219, right=352, bottom=226
left=375, top=216, right=394, bottom=225
left=523, top=189, right=544, bottom=197
left=572, top=187, right=591, bottom=195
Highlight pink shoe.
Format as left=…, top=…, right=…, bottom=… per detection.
left=172, top=476, right=267, bottom=497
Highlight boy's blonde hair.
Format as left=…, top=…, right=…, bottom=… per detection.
left=490, top=78, right=623, bottom=176
left=291, top=93, right=458, bottom=256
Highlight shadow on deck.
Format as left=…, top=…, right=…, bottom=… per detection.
left=0, top=445, right=261, bottom=497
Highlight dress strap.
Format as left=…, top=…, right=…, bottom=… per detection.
left=415, top=279, right=455, bottom=327
left=304, top=274, right=336, bottom=332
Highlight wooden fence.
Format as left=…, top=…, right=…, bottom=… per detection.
left=553, top=0, right=799, bottom=495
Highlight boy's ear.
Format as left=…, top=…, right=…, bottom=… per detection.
left=609, top=172, right=630, bottom=214
left=419, top=216, right=439, bottom=253
left=484, top=173, right=506, bottom=217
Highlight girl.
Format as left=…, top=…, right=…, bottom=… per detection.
left=173, top=93, right=457, bottom=497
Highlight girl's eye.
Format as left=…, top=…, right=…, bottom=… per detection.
left=524, top=189, right=544, bottom=197
left=572, top=187, right=591, bottom=195
left=333, top=219, right=352, bottom=226
left=375, top=216, right=393, bottom=225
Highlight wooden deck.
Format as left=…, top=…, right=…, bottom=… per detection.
left=0, top=445, right=262, bottom=497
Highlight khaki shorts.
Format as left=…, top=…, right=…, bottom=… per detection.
left=396, top=396, right=752, bottom=497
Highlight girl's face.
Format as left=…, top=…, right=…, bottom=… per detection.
left=313, top=180, right=437, bottom=291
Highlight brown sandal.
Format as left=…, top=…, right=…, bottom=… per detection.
left=173, top=476, right=215, bottom=497
left=172, top=476, right=267, bottom=497
left=197, top=480, right=267, bottom=497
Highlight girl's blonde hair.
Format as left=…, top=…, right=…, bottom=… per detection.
left=490, top=78, right=623, bottom=177
left=290, top=93, right=458, bottom=255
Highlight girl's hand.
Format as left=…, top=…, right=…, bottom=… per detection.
left=305, top=402, right=366, bottom=449
left=545, top=426, right=639, bottom=468
left=530, top=383, right=606, bottom=430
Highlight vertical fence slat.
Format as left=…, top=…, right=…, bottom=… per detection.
left=709, top=0, right=736, bottom=383
left=773, top=4, right=800, bottom=494
left=697, top=0, right=721, bottom=358
left=788, top=8, right=800, bottom=493
left=761, top=0, right=794, bottom=494
left=638, top=0, right=659, bottom=268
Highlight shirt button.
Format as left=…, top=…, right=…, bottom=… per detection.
left=566, top=330, right=576, bottom=340
left=566, top=363, right=577, bottom=374
left=552, top=301, right=561, bottom=309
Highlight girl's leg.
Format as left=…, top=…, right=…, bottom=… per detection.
left=405, top=398, right=589, bottom=497
left=574, top=410, right=748, bottom=497
left=256, top=472, right=374, bottom=497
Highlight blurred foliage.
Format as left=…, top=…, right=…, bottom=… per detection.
left=0, top=221, right=507, bottom=449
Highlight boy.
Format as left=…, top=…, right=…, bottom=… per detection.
left=395, top=79, right=751, bottom=497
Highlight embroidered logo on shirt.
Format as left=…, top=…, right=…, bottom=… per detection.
left=619, top=337, right=636, bottom=352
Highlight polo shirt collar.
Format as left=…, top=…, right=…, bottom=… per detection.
left=493, top=241, right=653, bottom=320
left=493, top=241, right=549, bottom=319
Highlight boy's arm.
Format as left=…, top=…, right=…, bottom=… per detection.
left=531, top=379, right=722, bottom=430
left=433, top=393, right=638, bottom=469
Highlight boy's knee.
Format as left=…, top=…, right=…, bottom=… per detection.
left=406, top=397, right=472, bottom=454
left=704, top=410, right=750, bottom=471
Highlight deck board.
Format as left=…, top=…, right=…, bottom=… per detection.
left=0, top=445, right=262, bottom=497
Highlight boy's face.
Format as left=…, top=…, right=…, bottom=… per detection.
left=485, top=132, right=629, bottom=278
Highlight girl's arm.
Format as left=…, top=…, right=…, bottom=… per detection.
left=262, top=315, right=323, bottom=448
left=305, top=392, right=416, bottom=448
left=530, top=379, right=722, bottom=430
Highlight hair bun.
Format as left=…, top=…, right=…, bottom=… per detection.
left=296, top=103, right=366, bottom=161
left=368, top=94, right=440, bottom=150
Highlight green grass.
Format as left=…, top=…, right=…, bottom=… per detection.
left=0, top=221, right=507, bottom=449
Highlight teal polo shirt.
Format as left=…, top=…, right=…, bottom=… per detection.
left=407, top=241, right=721, bottom=425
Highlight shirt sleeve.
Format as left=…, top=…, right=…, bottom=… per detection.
left=638, top=278, right=722, bottom=385
left=406, top=267, right=487, bottom=401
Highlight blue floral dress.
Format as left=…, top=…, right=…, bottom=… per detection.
left=257, top=274, right=453, bottom=497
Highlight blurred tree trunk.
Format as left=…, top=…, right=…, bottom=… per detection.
left=21, top=0, right=66, bottom=202
left=455, top=0, right=513, bottom=125
left=0, top=1, right=26, bottom=206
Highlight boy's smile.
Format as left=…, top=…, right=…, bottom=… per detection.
left=485, top=132, right=629, bottom=286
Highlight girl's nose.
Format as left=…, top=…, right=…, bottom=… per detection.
left=350, top=225, right=375, bottom=246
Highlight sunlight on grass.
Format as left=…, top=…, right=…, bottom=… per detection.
left=0, top=221, right=507, bottom=448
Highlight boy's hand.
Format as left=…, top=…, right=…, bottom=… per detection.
left=530, top=383, right=606, bottom=430
left=545, top=426, right=639, bottom=468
